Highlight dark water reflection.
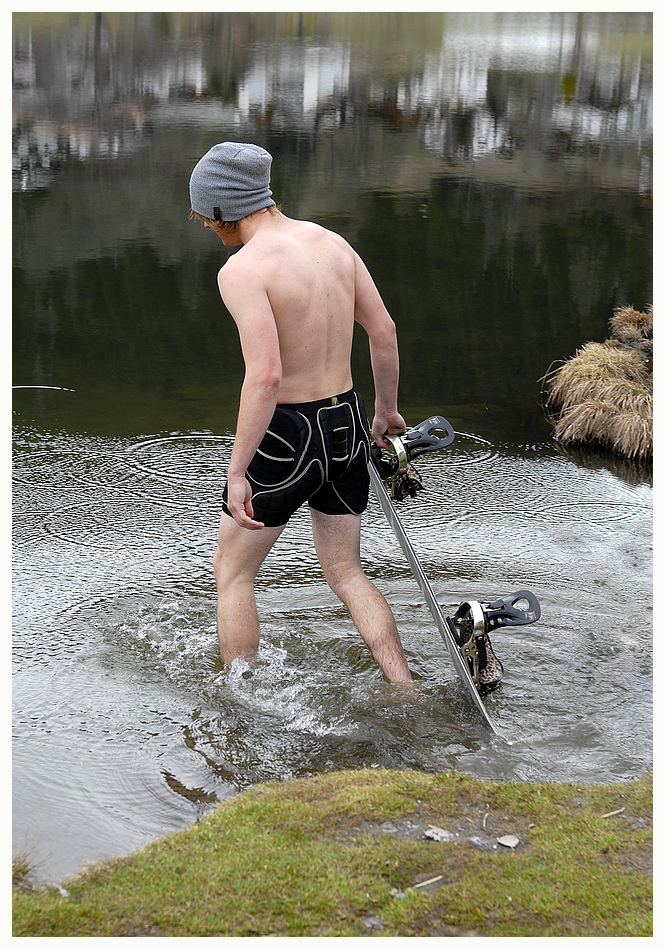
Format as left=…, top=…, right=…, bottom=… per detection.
left=12, top=12, right=652, bottom=883
left=13, top=10, right=652, bottom=440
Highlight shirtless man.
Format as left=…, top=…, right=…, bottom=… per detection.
left=189, top=142, right=412, bottom=684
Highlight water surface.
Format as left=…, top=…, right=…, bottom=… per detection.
left=12, top=11, right=652, bottom=883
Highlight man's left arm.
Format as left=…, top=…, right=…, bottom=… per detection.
left=218, top=263, right=282, bottom=529
left=352, top=252, right=406, bottom=446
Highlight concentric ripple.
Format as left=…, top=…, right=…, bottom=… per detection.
left=13, top=427, right=653, bottom=883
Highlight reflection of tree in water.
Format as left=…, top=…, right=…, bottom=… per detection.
left=350, top=182, right=652, bottom=439
left=11, top=11, right=652, bottom=443
left=12, top=11, right=652, bottom=193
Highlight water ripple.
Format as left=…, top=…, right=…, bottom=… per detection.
left=12, top=427, right=653, bottom=884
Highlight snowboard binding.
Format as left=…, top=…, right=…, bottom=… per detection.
left=371, top=416, right=454, bottom=501
left=445, top=591, right=541, bottom=694
left=372, top=417, right=542, bottom=696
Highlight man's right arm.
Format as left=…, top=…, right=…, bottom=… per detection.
left=217, top=260, right=283, bottom=529
left=352, top=252, right=406, bottom=446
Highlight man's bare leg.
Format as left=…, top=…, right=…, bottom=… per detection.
left=213, top=514, right=285, bottom=665
left=310, top=508, right=412, bottom=685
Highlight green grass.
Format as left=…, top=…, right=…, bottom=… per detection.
left=12, top=768, right=652, bottom=937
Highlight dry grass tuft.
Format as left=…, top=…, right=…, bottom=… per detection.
left=547, top=342, right=650, bottom=413
left=609, top=304, right=653, bottom=347
left=552, top=400, right=652, bottom=463
left=545, top=306, right=652, bottom=463
left=13, top=850, right=38, bottom=891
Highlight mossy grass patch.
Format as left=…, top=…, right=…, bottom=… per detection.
left=13, top=768, right=652, bottom=937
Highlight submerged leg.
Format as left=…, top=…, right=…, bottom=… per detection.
left=213, top=515, right=285, bottom=665
left=310, top=509, right=412, bottom=685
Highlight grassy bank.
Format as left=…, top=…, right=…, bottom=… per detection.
left=13, top=768, right=652, bottom=937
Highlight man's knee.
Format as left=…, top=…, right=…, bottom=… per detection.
left=312, top=511, right=362, bottom=575
left=213, top=544, right=249, bottom=591
left=213, top=519, right=284, bottom=590
left=322, top=556, right=367, bottom=600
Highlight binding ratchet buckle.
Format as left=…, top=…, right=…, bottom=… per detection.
left=445, top=591, right=541, bottom=694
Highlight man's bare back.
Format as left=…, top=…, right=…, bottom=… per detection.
left=201, top=205, right=405, bottom=527
left=220, top=215, right=356, bottom=403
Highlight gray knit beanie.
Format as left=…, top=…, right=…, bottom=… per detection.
left=189, top=142, right=275, bottom=222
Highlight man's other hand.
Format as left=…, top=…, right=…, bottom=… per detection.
left=371, top=411, right=407, bottom=450
left=226, top=475, right=265, bottom=530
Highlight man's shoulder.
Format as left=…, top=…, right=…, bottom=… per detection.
left=220, top=218, right=354, bottom=282
left=301, top=219, right=351, bottom=247
left=215, top=253, right=253, bottom=305
left=218, top=246, right=252, bottom=281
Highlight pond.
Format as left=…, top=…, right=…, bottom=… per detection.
left=12, top=11, right=652, bottom=884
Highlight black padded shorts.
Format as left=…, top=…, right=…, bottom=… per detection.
left=222, top=388, right=371, bottom=527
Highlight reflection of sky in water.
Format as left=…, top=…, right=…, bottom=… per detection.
left=12, top=12, right=652, bottom=191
